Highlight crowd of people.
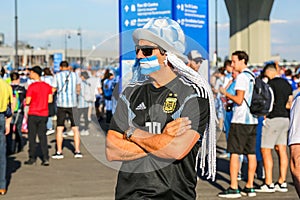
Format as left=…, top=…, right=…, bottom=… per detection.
left=0, top=61, right=117, bottom=194
left=211, top=55, right=300, bottom=198
left=106, top=18, right=300, bottom=199
left=0, top=17, right=300, bottom=199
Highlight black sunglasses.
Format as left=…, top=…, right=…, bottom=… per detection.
left=135, top=45, right=160, bottom=57
left=196, top=60, right=203, bottom=65
left=194, top=59, right=203, bottom=65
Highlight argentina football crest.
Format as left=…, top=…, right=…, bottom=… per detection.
left=163, top=93, right=177, bottom=113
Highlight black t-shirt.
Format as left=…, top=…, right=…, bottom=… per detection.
left=267, top=77, right=292, bottom=118
left=109, top=76, right=209, bottom=200
left=11, top=84, right=26, bottom=114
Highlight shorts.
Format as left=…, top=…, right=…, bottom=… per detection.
left=95, top=95, right=104, bottom=107
left=56, top=107, right=79, bottom=127
left=261, top=117, right=289, bottom=148
left=227, top=123, right=257, bottom=155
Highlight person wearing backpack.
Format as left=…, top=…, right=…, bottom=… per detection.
left=219, top=51, right=258, bottom=198
left=255, top=63, right=293, bottom=193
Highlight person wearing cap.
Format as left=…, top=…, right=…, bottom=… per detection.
left=52, top=61, right=82, bottom=159
left=187, top=50, right=205, bottom=72
left=106, top=18, right=216, bottom=199
left=24, top=66, right=53, bottom=166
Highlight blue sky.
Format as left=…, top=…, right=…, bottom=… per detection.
left=1, top=0, right=299, bottom=62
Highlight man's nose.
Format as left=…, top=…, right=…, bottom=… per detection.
left=136, top=49, right=145, bottom=59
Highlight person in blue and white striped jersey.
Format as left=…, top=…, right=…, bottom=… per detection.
left=52, top=61, right=83, bottom=159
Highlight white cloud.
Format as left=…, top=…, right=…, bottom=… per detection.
left=25, top=29, right=113, bottom=40
left=19, top=28, right=117, bottom=51
left=271, top=37, right=285, bottom=44
left=270, top=19, right=288, bottom=24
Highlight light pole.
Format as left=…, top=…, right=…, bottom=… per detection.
left=65, top=33, right=71, bottom=61
left=31, top=46, right=34, bottom=67
left=215, top=0, right=218, bottom=67
left=77, top=27, right=83, bottom=68
left=14, top=0, right=19, bottom=69
left=45, top=41, right=51, bottom=67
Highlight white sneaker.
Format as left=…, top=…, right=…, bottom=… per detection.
left=74, top=152, right=83, bottom=158
left=80, top=129, right=85, bottom=135
left=255, top=183, right=275, bottom=193
left=67, top=130, right=74, bottom=136
left=80, top=129, right=90, bottom=136
left=274, top=182, right=288, bottom=192
left=46, top=129, right=55, bottom=136
left=52, top=152, right=64, bottom=159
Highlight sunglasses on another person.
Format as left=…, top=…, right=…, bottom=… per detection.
left=135, top=45, right=165, bottom=57
left=194, top=59, right=203, bottom=65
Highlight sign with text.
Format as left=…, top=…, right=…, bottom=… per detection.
left=119, top=0, right=209, bottom=82
left=53, top=53, right=63, bottom=73
left=174, top=0, right=209, bottom=78
left=174, top=0, right=208, bottom=54
left=120, top=0, right=172, bottom=60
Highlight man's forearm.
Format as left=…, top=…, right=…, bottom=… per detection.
left=130, top=128, right=199, bottom=160
left=5, top=116, right=12, bottom=135
left=106, top=130, right=147, bottom=161
left=223, top=90, right=244, bottom=105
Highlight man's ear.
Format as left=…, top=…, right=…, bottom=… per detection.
left=186, top=61, right=192, bottom=67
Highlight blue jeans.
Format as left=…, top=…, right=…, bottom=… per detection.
left=47, top=116, right=53, bottom=130
left=0, top=114, right=7, bottom=189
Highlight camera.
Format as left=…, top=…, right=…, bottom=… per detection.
left=225, top=103, right=233, bottom=112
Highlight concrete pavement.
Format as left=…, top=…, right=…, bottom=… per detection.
left=3, top=117, right=299, bottom=199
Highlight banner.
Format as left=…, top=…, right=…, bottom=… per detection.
left=53, top=53, right=63, bottom=73
left=119, top=0, right=209, bottom=83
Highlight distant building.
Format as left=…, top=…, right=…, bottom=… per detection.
left=0, top=33, right=4, bottom=46
left=0, top=45, right=118, bottom=70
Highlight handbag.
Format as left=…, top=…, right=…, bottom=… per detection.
left=5, top=105, right=12, bottom=118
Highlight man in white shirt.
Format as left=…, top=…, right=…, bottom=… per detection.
left=219, top=51, right=258, bottom=198
left=288, top=92, right=300, bottom=197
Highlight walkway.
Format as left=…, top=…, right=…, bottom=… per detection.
left=3, top=118, right=298, bottom=199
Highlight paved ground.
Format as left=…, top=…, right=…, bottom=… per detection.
left=2, top=117, right=299, bottom=200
